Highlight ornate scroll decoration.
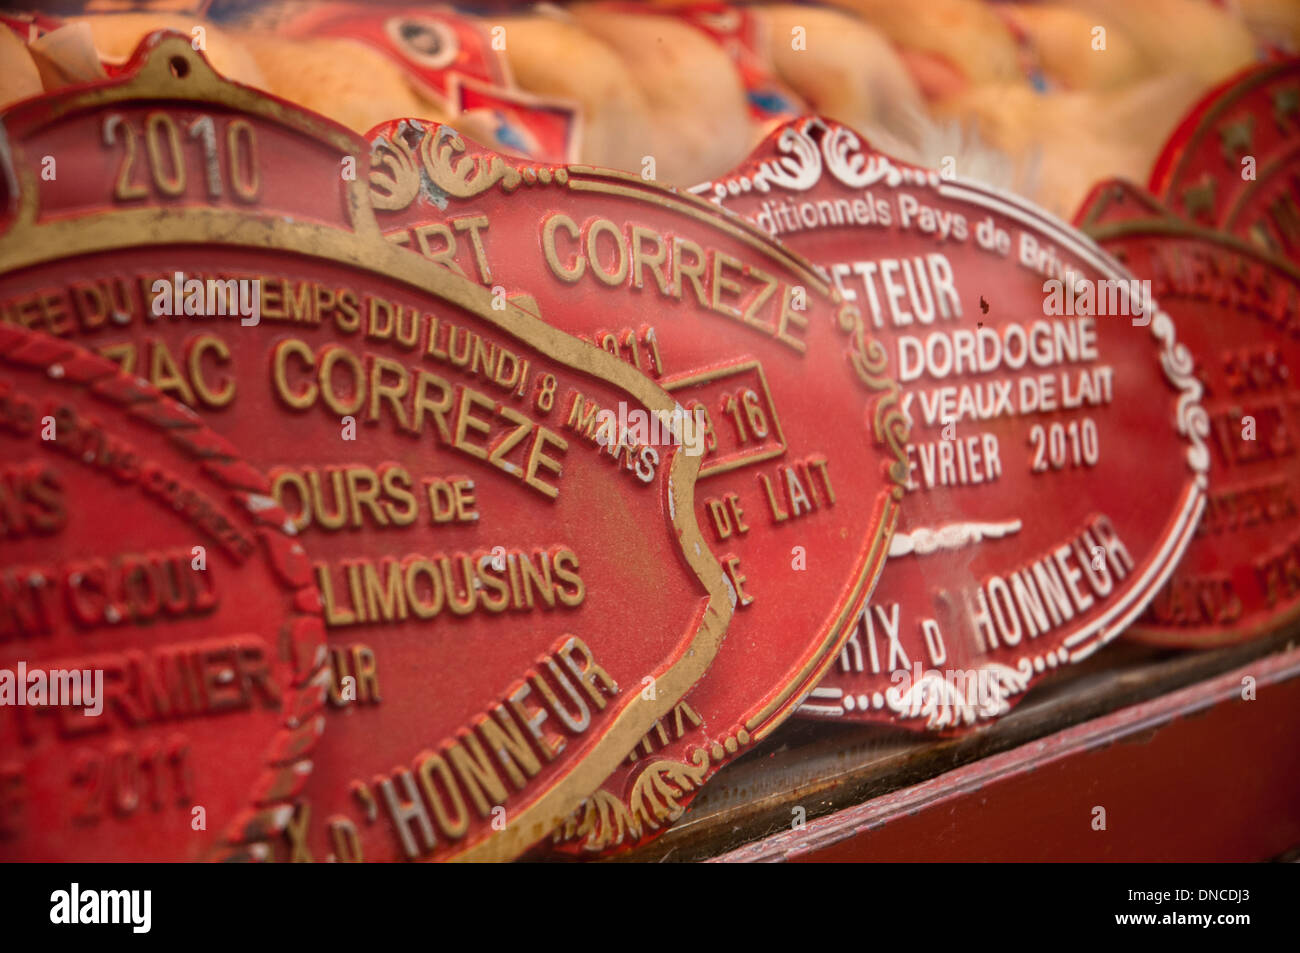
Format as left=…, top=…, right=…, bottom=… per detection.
left=368, top=121, right=422, bottom=211
left=703, top=120, right=823, bottom=203
left=553, top=790, right=645, bottom=854
left=700, top=118, right=937, bottom=207
left=1150, top=307, right=1211, bottom=479
left=420, top=123, right=523, bottom=198
left=888, top=520, right=1024, bottom=557
left=368, top=119, right=549, bottom=212
left=755, top=123, right=824, bottom=192
left=835, top=302, right=909, bottom=494
left=819, top=122, right=905, bottom=189
left=801, top=642, right=1079, bottom=728
left=630, top=750, right=711, bottom=833
left=883, top=661, right=1034, bottom=730
left=553, top=749, right=712, bottom=853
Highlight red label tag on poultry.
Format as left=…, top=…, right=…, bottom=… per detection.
left=283, top=2, right=579, bottom=163
left=0, top=325, right=328, bottom=862
left=669, top=3, right=806, bottom=121
left=0, top=12, right=65, bottom=43
left=1078, top=179, right=1300, bottom=644
left=593, top=1, right=805, bottom=122
left=283, top=1, right=508, bottom=108
left=451, top=76, right=580, bottom=166
left=1148, top=58, right=1300, bottom=267
left=0, top=34, right=732, bottom=862
left=366, top=116, right=906, bottom=854
left=698, top=119, right=1208, bottom=732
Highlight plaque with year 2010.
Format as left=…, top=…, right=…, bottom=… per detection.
left=699, top=118, right=1209, bottom=732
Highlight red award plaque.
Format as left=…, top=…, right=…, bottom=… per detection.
left=366, top=113, right=907, bottom=854
left=0, top=325, right=328, bottom=861
left=0, top=34, right=732, bottom=862
left=1078, top=179, right=1300, bottom=645
left=1148, top=58, right=1300, bottom=266
left=696, top=118, right=1208, bottom=732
